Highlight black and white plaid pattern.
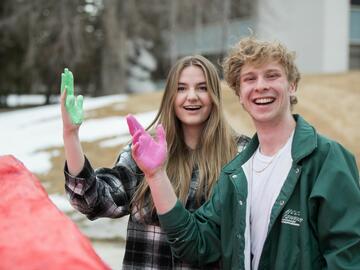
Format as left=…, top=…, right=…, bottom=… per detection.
left=64, top=136, right=249, bottom=269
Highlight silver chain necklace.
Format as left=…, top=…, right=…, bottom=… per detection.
left=252, top=149, right=282, bottom=174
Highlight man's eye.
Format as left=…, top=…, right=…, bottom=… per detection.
left=244, top=77, right=254, bottom=82
left=267, top=73, right=280, bottom=79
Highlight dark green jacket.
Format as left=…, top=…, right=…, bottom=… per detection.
left=159, top=115, right=360, bottom=270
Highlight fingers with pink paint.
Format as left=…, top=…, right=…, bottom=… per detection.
left=155, top=124, right=165, bottom=145
left=126, top=114, right=145, bottom=136
left=131, top=129, right=144, bottom=145
left=126, top=115, right=167, bottom=176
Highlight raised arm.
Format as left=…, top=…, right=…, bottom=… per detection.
left=60, top=68, right=85, bottom=176
left=126, top=114, right=177, bottom=214
left=127, top=114, right=224, bottom=265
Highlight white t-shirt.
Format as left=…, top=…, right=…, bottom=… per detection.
left=243, top=132, right=294, bottom=270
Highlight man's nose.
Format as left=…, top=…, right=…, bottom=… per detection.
left=255, top=77, right=269, bottom=91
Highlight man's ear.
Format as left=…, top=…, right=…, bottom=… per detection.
left=289, top=82, right=296, bottom=94
left=236, top=86, right=242, bottom=98
left=237, top=91, right=243, bottom=104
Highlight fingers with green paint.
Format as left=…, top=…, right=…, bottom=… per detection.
left=60, top=68, right=84, bottom=125
left=60, top=68, right=74, bottom=95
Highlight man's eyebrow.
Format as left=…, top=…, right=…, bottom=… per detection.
left=241, top=68, right=282, bottom=77
left=265, top=68, right=282, bottom=73
left=240, top=71, right=254, bottom=77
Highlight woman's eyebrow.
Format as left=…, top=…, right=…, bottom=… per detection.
left=197, top=81, right=207, bottom=85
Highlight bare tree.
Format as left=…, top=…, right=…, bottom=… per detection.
left=0, top=0, right=100, bottom=104
left=169, top=0, right=178, bottom=66
left=194, top=0, right=204, bottom=54
left=0, top=0, right=256, bottom=104
left=221, top=0, right=231, bottom=57
left=100, top=0, right=129, bottom=95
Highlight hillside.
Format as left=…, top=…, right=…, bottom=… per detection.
left=11, top=70, right=357, bottom=269
left=37, top=71, right=360, bottom=194
left=223, top=71, right=360, bottom=163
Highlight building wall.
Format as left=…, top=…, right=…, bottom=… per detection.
left=255, top=0, right=349, bottom=73
left=174, top=19, right=253, bottom=56
left=172, top=1, right=352, bottom=73
left=322, top=0, right=349, bottom=72
left=350, top=5, right=360, bottom=69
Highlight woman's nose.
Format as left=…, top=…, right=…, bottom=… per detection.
left=187, top=88, right=199, bottom=100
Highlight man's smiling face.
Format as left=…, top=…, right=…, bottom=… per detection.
left=238, top=61, right=295, bottom=126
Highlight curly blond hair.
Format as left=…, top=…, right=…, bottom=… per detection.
left=222, top=36, right=301, bottom=106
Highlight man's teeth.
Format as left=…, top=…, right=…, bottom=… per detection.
left=254, top=98, right=274, bottom=104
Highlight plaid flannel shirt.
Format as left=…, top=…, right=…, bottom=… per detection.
left=64, top=135, right=249, bottom=269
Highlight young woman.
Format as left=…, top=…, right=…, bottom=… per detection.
left=61, top=55, right=249, bottom=269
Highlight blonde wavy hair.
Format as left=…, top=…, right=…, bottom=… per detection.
left=132, top=55, right=238, bottom=218
left=222, top=36, right=301, bottom=107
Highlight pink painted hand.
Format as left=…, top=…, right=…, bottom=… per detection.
left=126, top=114, right=167, bottom=176
left=127, top=113, right=145, bottom=137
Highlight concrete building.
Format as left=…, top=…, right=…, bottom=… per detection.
left=350, top=0, right=360, bottom=69
left=173, top=0, right=360, bottom=73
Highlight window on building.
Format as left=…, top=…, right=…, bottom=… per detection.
left=350, top=2, right=360, bottom=69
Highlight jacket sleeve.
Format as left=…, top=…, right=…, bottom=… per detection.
left=158, top=178, right=223, bottom=265
left=311, top=142, right=360, bottom=269
left=64, top=145, right=141, bottom=220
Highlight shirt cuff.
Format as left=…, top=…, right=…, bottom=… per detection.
left=64, top=156, right=94, bottom=179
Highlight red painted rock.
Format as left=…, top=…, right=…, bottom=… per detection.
left=0, top=155, right=110, bottom=270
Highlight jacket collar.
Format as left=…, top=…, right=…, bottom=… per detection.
left=291, top=114, right=317, bottom=162
left=223, top=114, right=317, bottom=173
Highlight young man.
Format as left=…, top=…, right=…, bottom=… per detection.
left=126, top=37, right=360, bottom=269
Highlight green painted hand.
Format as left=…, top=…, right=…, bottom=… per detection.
left=60, top=68, right=84, bottom=125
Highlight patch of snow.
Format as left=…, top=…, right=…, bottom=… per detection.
left=0, top=95, right=155, bottom=174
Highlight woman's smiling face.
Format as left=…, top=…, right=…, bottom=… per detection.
left=174, top=65, right=213, bottom=132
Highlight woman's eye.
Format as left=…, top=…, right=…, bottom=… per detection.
left=177, top=87, right=185, bottom=91
left=198, top=86, right=207, bottom=91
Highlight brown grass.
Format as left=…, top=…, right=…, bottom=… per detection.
left=37, top=71, right=360, bottom=194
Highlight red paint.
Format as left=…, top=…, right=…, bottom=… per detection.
left=0, top=155, right=110, bottom=270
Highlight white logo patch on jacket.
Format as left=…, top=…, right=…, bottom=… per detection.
left=281, top=209, right=303, bottom=227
